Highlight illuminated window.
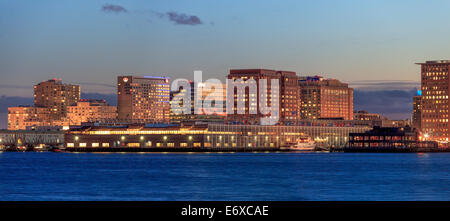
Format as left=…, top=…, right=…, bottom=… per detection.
left=102, top=143, right=110, bottom=147
left=67, top=143, right=74, bottom=147
left=79, top=143, right=87, bottom=147
left=92, top=143, right=99, bottom=147
left=180, top=143, right=188, bottom=147
left=167, top=143, right=175, bottom=147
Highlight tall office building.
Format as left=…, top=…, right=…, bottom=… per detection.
left=412, top=93, right=422, bottom=130
left=67, top=99, right=117, bottom=126
left=298, top=76, right=353, bottom=120
left=417, top=60, right=450, bottom=142
left=117, top=76, right=170, bottom=124
left=227, top=69, right=299, bottom=125
left=34, top=79, right=80, bottom=119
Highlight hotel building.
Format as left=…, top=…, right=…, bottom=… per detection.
left=298, top=76, right=353, bottom=120
left=117, top=76, right=170, bottom=124
left=67, top=99, right=117, bottom=126
left=7, top=106, right=69, bottom=130
left=8, top=106, right=52, bottom=130
left=226, top=69, right=299, bottom=125
left=34, top=79, right=81, bottom=119
left=170, top=81, right=227, bottom=123
left=417, top=60, right=450, bottom=142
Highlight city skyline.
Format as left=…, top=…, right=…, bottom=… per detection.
left=4, top=69, right=417, bottom=129
left=0, top=70, right=421, bottom=129
left=5, top=0, right=450, bottom=208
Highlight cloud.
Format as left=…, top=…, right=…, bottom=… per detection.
left=166, top=12, right=203, bottom=25
left=101, top=4, right=128, bottom=13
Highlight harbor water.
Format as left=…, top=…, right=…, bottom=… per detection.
left=1, top=152, right=450, bottom=201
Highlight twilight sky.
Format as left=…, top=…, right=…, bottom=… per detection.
left=0, top=0, right=449, bottom=126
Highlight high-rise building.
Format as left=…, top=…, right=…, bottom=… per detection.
left=298, top=76, right=353, bottom=120
left=34, top=79, right=80, bottom=119
left=226, top=69, right=299, bottom=125
left=117, top=76, right=170, bottom=124
left=416, top=60, right=450, bottom=142
left=67, top=99, right=117, bottom=126
left=412, top=92, right=422, bottom=130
